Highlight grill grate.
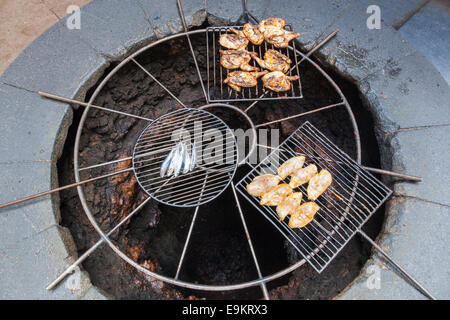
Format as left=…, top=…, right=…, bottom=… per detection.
left=133, top=108, right=238, bottom=207
left=206, top=26, right=303, bottom=103
left=236, top=122, right=392, bottom=272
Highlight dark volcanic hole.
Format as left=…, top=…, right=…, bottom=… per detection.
left=58, top=28, right=385, bottom=300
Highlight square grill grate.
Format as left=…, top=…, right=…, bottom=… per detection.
left=236, top=122, right=392, bottom=272
left=206, top=26, right=303, bottom=103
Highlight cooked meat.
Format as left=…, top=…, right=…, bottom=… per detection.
left=288, top=202, right=320, bottom=228
left=265, top=29, right=301, bottom=48
left=276, top=192, right=303, bottom=221
left=307, top=169, right=333, bottom=200
left=219, top=49, right=259, bottom=71
left=224, top=70, right=268, bottom=92
left=262, top=71, right=299, bottom=92
left=243, top=23, right=264, bottom=45
left=260, top=183, right=293, bottom=206
left=219, top=33, right=248, bottom=50
left=250, top=49, right=291, bottom=73
left=258, top=17, right=286, bottom=34
left=246, top=174, right=281, bottom=197
left=289, top=164, right=318, bottom=188
left=278, top=156, right=305, bottom=179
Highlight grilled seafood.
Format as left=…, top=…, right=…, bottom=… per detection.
left=265, top=29, right=300, bottom=48
left=231, top=24, right=264, bottom=45
left=276, top=192, right=303, bottom=221
left=307, top=169, right=333, bottom=200
left=257, top=17, right=286, bottom=34
left=262, top=71, right=299, bottom=92
left=246, top=174, right=281, bottom=197
left=219, top=33, right=248, bottom=50
left=278, top=156, right=305, bottom=179
left=250, top=49, right=291, bottom=73
left=160, top=141, right=197, bottom=178
left=224, top=70, right=268, bottom=92
left=289, top=164, right=318, bottom=188
left=219, top=49, right=259, bottom=71
left=260, top=183, right=293, bottom=206
left=288, top=202, right=320, bottom=228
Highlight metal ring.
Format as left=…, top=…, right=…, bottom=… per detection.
left=73, top=29, right=361, bottom=292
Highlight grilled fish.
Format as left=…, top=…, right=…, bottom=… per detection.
left=307, top=169, right=332, bottom=200
left=262, top=71, right=299, bottom=92
left=260, top=183, right=293, bottom=206
left=289, top=164, right=318, bottom=188
left=246, top=174, right=281, bottom=197
left=288, top=202, right=320, bottom=228
left=278, top=156, right=305, bottom=179
left=276, top=192, right=303, bottom=221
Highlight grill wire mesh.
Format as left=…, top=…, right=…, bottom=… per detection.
left=236, top=121, right=392, bottom=272
left=133, top=108, right=238, bottom=207
left=206, top=26, right=303, bottom=102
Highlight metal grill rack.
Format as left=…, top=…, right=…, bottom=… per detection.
left=206, top=25, right=303, bottom=102
left=236, top=122, right=392, bottom=272
left=133, top=108, right=238, bottom=207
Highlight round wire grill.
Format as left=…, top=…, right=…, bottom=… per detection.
left=133, top=108, right=238, bottom=207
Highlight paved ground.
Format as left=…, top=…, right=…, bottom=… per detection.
left=0, top=0, right=448, bottom=300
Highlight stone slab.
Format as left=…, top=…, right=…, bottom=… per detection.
left=0, top=84, right=72, bottom=163
left=368, top=0, right=428, bottom=28
left=391, top=125, right=450, bottom=206
left=399, top=0, right=450, bottom=84
left=340, top=197, right=449, bottom=300
left=359, top=51, right=450, bottom=133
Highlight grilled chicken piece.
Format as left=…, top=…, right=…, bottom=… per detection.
left=219, top=50, right=259, bottom=71
left=230, top=25, right=264, bottom=45
left=260, top=183, right=293, bottom=206
left=219, top=33, right=248, bottom=50
left=289, top=164, right=318, bottom=188
left=278, top=156, right=305, bottom=179
left=262, top=71, right=299, bottom=92
left=258, top=17, right=286, bottom=34
left=224, top=70, right=268, bottom=92
left=250, top=49, right=291, bottom=73
left=276, top=192, right=303, bottom=221
left=288, top=202, right=320, bottom=229
left=307, top=169, right=333, bottom=201
left=246, top=174, right=281, bottom=197
left=266, top=29, right=301, bottom=48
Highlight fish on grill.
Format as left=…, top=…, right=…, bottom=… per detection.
left=250, top=49, right=292, bottom=73
left=288, top=202, right=320, bottom=228
left=231, top=24, right=264, bottom=45
left=307, top=169, right=333, bottom=200
left=246, top=174, right=281, bottom=197
left=224, top=70, right=268, bottom=92
left=265, top=29, right=301, bottom=48
left=278, top=156, right=305, bottom=179
left=289, top=164, right=318, bottom=188
left=276, top=192, right=303, bottom=221
left=260, top=183, right=293, bottom=206
left=219, top=49, right=259, bottom=71
left=219, top=33, right=248, bottom=50
left=262, top=71, right=299, bottom=92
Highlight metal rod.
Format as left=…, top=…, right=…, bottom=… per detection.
left=358, top=230, right=436, bottom=300
left=231, top=182, right=270, bottom=300
left=0, top=168, right=133, bottom=209
left=46, top=197, right=151, bottom=290
left=176, top=0, right=208, bottom=102
left=174, top=177, right=208, bottom=279
left=255, top=101, right=345, bottom=128
left=131, top=58, right=187, bottom=108
left=38, top=91, right=152, bottom=121
left=79, top=156, right=133, bottom=172
left=363, top=167, right=422, bottom=182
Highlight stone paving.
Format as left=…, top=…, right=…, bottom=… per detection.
left=0, top=0, right=448, bottom=299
